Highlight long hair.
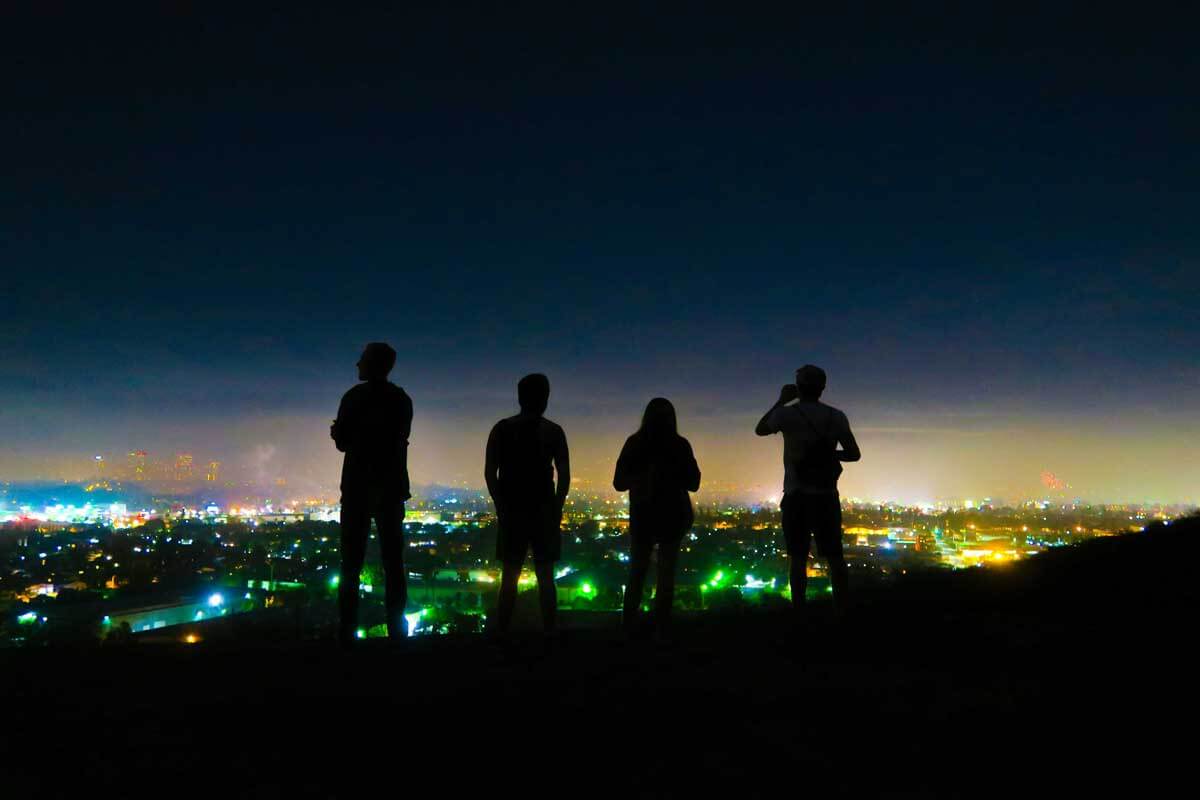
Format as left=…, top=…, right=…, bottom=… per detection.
left=639, top=397, right=678, bottom=441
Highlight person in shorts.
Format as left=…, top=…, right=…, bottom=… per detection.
left=484, top=374, right=570, bottom=636
left=756, top=364, right=860, bottom=620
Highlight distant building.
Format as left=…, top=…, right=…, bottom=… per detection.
left=174, top=453, right=193, bottom=482
left=128, top=450, right=147, bottom=481
left=109, top=593, right=239, bottom=634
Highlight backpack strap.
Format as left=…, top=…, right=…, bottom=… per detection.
left=799, top=406, right=838, bottom=442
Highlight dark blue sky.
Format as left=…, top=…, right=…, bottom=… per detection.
left=3, top=4, right=1198, bottom=501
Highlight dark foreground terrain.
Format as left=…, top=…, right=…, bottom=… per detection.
left=4, top=519, right=1196, bottom=798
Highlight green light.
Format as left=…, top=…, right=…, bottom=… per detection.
left=18, top=611, right=37, bottom=624
left=580, top=582, right=595, bottom=596
left=404, top=609, right=426, bottom=636
left=329, top=574, right=340, bottom=588
left=356, top=628, right=366, bottom=639
left=102, top=615, right=111, bottom=625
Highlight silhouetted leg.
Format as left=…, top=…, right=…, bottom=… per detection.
left=789, top=551, right=809, bottom=614
left=624, top=535, right=651, bottom=632
left=496, top=558, right=523, bottom=634
left=533, top=561, right=557, bottom=633
left=623, top=565, right=647, bottom=631
left=377, top=502, right=407, bottom=639
left=338, top=503, right=370, bottom=646
left=781, top=495, right=810, bottom=618
left=654, top=538, right=681, bottom=636
left=827, top=553, right=849, bottom=617
left=822, top=494, right=848, bottom=618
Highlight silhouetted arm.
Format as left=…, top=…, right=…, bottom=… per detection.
left=755, top=384, right=798, bottom=436
left=484, top=423, right=504, bottom=511
left=398, top=392, right=413, bottom=447
left=836, top=414, right=861, bottom=462
left=613, top=438, right=635, bottom=492
left=396, top=391, right=414, bottom=498
left=331, top=393, right=351, bottom=452
left=553, top=427, right=571, bottom=509
left=681, top=440, right=701, bottom=492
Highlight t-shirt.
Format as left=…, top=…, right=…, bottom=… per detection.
left=333, top=381, right=413, bottom=503
left=487, top=414, right=567, bottom=510
left=764, top=401, right=850, bottom=495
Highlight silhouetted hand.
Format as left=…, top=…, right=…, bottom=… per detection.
left=778, top=384, right=799, bottom=405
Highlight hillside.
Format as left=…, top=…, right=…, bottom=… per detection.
left=4, top=518, right=1196, bottom=797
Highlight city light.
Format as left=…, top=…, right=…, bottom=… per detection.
left=0, top=480, right=1184, bottom=648
left=405, top=609, right=427, bottom=637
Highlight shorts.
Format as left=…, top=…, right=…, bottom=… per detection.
left=497, top=502, right=561, bottom=565
left=781, top=491, right=844, bottom=559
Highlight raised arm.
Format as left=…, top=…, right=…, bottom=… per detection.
left=836, top=414, right=861, bottom=463
left=755, top=384, right=798, bottom=436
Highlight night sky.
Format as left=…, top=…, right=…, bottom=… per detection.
left=3, top=5, right=1197, bottom=502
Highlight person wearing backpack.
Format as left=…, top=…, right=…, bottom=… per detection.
left=755, top=364, right=860, bottom=625
left=613, top=397, right=701, bottom=641
left=484, top=373, right=571, bottom=638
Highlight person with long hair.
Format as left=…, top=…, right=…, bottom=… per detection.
left=613, top=398, right=701, bottom=639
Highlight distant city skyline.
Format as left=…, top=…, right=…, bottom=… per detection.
left=4, top=397, right=1197, bottom=506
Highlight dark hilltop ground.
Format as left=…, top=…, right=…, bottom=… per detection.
left=4, top=518, right=1196, bottom=798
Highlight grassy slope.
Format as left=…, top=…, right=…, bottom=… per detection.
left=4, top=518, right=1196, bottom=797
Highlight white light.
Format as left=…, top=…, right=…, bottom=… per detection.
left=207, top=593, right=224, bottom=607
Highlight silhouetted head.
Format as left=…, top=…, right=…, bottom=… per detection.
left=639, top=397, right=678, bottom=441
left=795, top=364, right=827, bottom=400
left=517, top=373, right=550, bottom=415
left=358, top=342, right=396, bottom=382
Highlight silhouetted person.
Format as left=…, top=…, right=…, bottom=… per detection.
left=614, top=398, right=700, bottom=640
left=330, top=342, right=412, bottom=647
left=484, top=373, right=570, bottom=636
left=756, top=364, right=860, bottom=624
